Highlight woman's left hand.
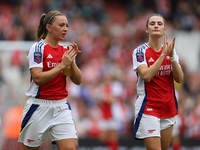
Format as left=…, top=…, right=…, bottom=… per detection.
left=68, top=42, right=79, bottom=54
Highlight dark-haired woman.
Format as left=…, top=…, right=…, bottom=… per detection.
left=18, top=10, right=82, bottom=150
left=132, top=14, right=184, bottom=150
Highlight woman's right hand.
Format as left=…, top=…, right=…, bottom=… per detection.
left=162, top=34, right=168, bottom=56
left=162, top=34, right=176, bottom=58
left=61, top=42, right=79, bottom=70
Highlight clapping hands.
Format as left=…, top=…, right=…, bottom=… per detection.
left=163, top=35, right=176, bottom=57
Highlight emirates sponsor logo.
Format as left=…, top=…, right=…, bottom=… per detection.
left=166, top=56, right=170, bottom=60
left=47, top=61, right=60, bottom=68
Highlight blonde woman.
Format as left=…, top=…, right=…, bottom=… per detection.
left=18, top=10, right=82, bottom=150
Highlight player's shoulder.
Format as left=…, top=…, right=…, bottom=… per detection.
left=135, top=43, right=149, bottom=51
left=31, top=39, right=46, bottom=52
left=133, top=43, right=149, bottom=54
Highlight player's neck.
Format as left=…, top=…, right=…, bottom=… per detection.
left=44, top=36, right=59, bottom=48
left=147, top=38, right=162, bottom=52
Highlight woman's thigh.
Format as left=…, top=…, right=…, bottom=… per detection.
left=143, top=137, right=161, bottom=150
left=161, top=125, right=174, bottom=150
left=23, top=144, right=40, bottom=150
left=56, top=138, right=77, bottom=150
left=143, top=125, right=174, bottom=150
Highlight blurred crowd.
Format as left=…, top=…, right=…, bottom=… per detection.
left=0, top=0, right=200, bottom=148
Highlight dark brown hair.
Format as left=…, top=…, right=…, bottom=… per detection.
left=36, top=10, right=64, bottom=41
left=146, top=13, right=166, bottom=28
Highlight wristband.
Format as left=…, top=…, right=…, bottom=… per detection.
left=170, top=56, right=176, bottom=62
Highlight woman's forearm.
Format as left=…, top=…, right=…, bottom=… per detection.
left=70, top=61, right=82, bottom=85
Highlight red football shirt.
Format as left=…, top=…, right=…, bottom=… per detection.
left=26, top=39, right=68, bottom=100
left=132, top=43, right=179, bottom=118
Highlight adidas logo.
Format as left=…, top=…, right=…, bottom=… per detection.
left=47, top=54, right=53, bottom=58
left=148, top=57, right=154, bottom=62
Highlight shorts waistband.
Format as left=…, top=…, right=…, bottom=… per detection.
left=27, top=97, right=67, bottom=106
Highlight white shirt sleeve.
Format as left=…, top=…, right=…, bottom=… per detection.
left=132, top=47, right=147, bottom=71
left=27, top=42, right=44, bottom=69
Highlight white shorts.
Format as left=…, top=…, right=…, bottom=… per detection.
left=18, top=97, right=77, bottom=147
left=134, top=114, right=176, bottom=139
